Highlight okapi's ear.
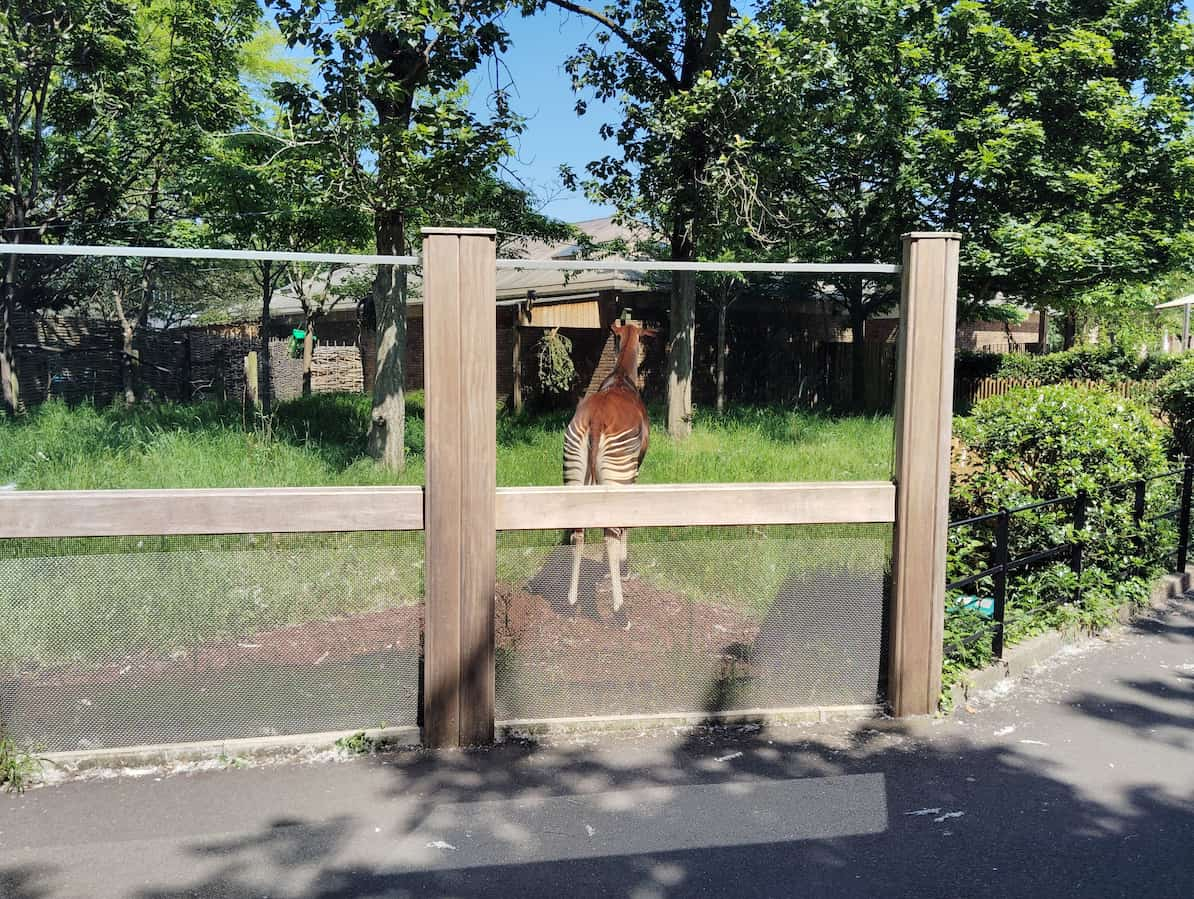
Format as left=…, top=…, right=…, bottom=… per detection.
left=611, top=320, right=625, bottom=336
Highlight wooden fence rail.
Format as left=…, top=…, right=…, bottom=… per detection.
left=0, top=481, right=897, bottom=539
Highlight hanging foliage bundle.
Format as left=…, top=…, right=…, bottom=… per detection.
left=536, top=327, right=576, bottom=395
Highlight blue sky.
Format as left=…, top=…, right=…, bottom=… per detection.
left=474, top=8, right=619, bottom=223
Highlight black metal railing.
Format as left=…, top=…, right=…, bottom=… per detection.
left=946, top=461, right=1193, bottom=661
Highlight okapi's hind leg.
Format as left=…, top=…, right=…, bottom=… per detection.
left=567, top=528, right=584, bottom=606
left=605, top=528, right=625, bottom=613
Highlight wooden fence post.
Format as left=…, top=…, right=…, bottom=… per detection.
left=512, top=313, right=524, bottom=414
left=422, top=227, right=497, bottom=747
left=244, top=351, right=258, bottom=408
left=889, top=232, right=961, bottom=716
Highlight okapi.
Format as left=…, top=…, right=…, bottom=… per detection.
left=563, top=320, right=656, bottom=613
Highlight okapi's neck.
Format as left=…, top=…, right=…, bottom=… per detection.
left=613, top=331, right=642, bottom=386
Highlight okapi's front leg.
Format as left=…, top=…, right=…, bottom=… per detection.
left=567, top=528, right=584, bottom=606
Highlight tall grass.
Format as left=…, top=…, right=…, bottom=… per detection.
left=0, top=393, right=893, bottom=489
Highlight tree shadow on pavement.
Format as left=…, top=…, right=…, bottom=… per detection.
left=100, top=714, right=1194, bottom=899
left=6, top=604, right=1194, bottom=899
left=0, top=865, right=56, bottom=899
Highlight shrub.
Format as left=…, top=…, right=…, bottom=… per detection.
left=945, top=385, right=1170, bottom=697
left=955, top=350, right=1002, bottom=380
left=956, top=345, right=1178, bottom=390
left=953, top=385, right=1166, bottom=507
left=1137, top=353, right=1183, bottom=381
left=1155, top=358, right=1194, bottom=456
left=535, top=328, right=577, bottom=395
left=994, top=344, right=1141, bottom=382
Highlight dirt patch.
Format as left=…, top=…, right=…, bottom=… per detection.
left=5, top=557, right=881, bottom=749
left=494, top=552, right=768, bottom=719
left=496, top=579, right=759, bottom=672
left=11, top=606, right=424, bottom=690
left=13, top=568, right=750, bottom=693
left=3, top=577, right=757, bottom=749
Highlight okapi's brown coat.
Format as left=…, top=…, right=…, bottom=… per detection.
left=562, top=321, right=656, bottom=612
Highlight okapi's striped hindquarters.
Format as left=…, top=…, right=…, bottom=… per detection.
left=562, top=321, right=656, bottom=613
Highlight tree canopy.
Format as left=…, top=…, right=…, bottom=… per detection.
left=3, top=0, right=1191, bottom=421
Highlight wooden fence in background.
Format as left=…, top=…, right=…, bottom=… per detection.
left=955, top=377, right=1160, bottom=412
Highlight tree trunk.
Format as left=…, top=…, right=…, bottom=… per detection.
left=180, top=332, right=192, bottom=402
left=366, top=209, right=407, bottom=470
left=301, top=325, right=315, bottom=397
left=1, top=254, right=18, bottom=416
left=1062, top=311, right=1077, bottom=350
left=111, top=280, right=138, bottom=406
left=667, top=271, right=696, bottom=436
left=121, top=175, right=160, bottom=406
left=512, top=317, right=523, bottom=414
left=715, top=298, right=728, bottom=414
left=848, top=289, right=868, bottom=412
left=120, top=324, right=138, bottom=406
left=1037, top=307, right=1049, bottom=354
left=259, top=260, right=274, bottom=421
left=666, top=224, right=697, bottom=437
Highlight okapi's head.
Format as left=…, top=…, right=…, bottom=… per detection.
left=610, top=320, right=658, bottom=385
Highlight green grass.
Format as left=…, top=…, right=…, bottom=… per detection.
left=0, top=738, right=42, bottom=792
left=0, top=393, right=893, bottom=489
left=0, top=394, right=893, bottom=672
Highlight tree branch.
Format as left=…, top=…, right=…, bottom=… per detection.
left=542, top=0, right=680, bottom=89
left=700, top=0, right=732, bottom=67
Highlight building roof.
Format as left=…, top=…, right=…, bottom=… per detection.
left=494, top=216, right=661, bottom=301
left=261, top=216, right=662, bottom=320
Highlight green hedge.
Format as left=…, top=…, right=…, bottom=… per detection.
left=945, top=384, right=1172, bottom=698
left=1156, top=357, right=1194, bottom=457
left=956, top=345, right=1180, bottom=384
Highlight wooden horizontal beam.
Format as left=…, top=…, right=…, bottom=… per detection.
left=0, top=487, right=425, bottom=538
left=495, top=258, right=900, bottom=275
left=0, top=480, right=896, bottom=539
left=495, top=481, right=895, bottom=530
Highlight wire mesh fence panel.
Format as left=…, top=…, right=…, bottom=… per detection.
left=493, top=524, right=891, bottom=721
left=0, top=530, right=423, bottom=752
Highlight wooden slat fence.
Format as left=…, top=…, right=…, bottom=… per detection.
left=955, top=377, right=1160, bottom=411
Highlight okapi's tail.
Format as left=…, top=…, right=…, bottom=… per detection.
left=586, top=430, right=600, bottom=486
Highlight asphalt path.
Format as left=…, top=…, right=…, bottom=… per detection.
left=4, top=597, right=1193, bottom=898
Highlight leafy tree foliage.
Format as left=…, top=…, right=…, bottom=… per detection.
left=269, top=0, right=527, bottom=468
left=0, top=0, right=263, bottom=409
left=747, top=0, right=1194, bottom=397
left=527, top=0, right=778, bottom=434
left=1, top=0, right=141, bottom=411
left=544, top=0, right=1193, bottom=412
